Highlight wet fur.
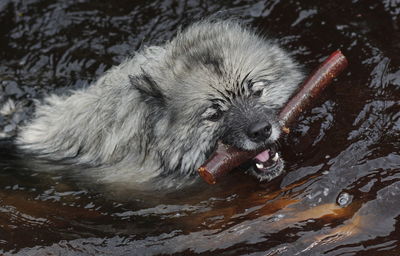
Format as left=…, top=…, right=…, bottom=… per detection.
left=17, top=20, right=303, bottom=189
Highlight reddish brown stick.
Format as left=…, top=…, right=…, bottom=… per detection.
left=198, top=141, right=257, bottom=184
left=279, top=50, right=348, bottom=133
left=198, top=50, right=348, bottom=185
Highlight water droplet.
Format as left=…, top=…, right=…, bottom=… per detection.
left=337, top=192, right=352, bottom=207
left=270, top=214, right=285, bottom=222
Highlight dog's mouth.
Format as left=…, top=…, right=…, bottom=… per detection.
left=253, top=147, right=280, bottom=172
left=200, top=141, right=284, bottom=184
left=248, top=145, right=284, bottom=181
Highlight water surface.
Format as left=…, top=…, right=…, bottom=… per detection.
left=1, top=0, right=400, bottom=255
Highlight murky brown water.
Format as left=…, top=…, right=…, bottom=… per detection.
left=1, top=0, right=400, bottom=255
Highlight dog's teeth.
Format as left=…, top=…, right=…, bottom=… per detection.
left=256, top=163, right=264, bottom=169
left=272, top=152, right=279, bottom=161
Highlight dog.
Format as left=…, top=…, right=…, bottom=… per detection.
left=17, top=19, right=303, bottom=189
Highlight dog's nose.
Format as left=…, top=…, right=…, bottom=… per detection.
left=247, top=121, right=272, bottom=142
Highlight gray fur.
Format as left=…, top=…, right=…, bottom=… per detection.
left=17, top=19, right=303, bottom=189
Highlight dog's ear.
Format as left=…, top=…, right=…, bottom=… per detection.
left=129, top=73, right=166, bottom=108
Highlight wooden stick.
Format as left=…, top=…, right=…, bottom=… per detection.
left=279, top=50, right=348, bottom=133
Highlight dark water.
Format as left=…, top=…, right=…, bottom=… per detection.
left=1, top=0, right=400, bottom=255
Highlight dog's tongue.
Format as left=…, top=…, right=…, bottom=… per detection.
left=254, top=149, right=270, bottom=162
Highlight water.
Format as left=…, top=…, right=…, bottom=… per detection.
left=1, top=0, right=399, bottom=255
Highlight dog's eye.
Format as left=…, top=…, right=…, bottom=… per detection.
left=249, top=80, right=270, bottom=97
left=207, top=110, right=223, bottom=121
left=253, top=89, right=263, bottom=97
left=203, top=106, right=223, bottom=122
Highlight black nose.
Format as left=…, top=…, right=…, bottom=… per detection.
left=247, top=121, right=272, bottom=142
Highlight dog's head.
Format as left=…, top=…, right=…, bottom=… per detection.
left=130, top=20, right=303, bottom=182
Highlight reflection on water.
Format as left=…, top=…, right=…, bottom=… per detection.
left=1, top=0, right=400, bottom=255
